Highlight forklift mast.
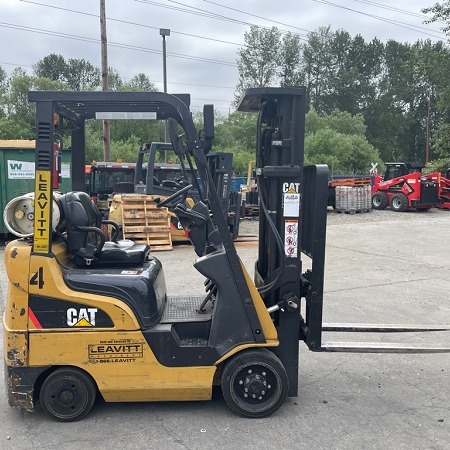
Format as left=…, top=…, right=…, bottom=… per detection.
left=238, top=88, right=329, bottom=394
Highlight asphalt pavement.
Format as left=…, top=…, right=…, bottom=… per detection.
left=0, top=209, right=449, bottom=449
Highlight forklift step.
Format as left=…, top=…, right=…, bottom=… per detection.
left=161, top=296, right=212, bottom=323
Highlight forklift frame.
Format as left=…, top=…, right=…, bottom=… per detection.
left=30, top=88, right=450, bottom=358
left=3, top=88, right=448, bottom=422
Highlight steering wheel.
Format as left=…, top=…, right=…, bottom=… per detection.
left=157, top=184, right=193, bottom=208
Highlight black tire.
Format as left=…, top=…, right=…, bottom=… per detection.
left=372, top=192, right=389, bottom=210
left=390, top=193, right=408, bottom=212
left=39, top=367, right=97, bottom=421
left=221, top=348, right=288, bottom=418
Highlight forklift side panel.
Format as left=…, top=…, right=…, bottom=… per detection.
left=28, top=331, right=216, bottom=402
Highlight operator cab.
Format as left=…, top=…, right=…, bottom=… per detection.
left=56, top=186, right=223, bottom=331
left=383, top=162, right=423, bottom=181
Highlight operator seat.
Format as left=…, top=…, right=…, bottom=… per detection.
left=58, top=191, right=150, bottom=267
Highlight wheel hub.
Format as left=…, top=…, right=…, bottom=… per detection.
left=236, top=367, right=273, bottom=402
left=245, top=373, right=266, bottom=398
left=58, top=389, right=75, bottom=404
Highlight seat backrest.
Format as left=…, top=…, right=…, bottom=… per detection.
left=58, top=191, right=105, bottom=262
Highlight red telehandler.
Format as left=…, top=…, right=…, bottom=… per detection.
left=371, top=162, right=439, bottom=211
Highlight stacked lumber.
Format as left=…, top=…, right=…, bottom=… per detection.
left=329, top=177, right=371, bottom=187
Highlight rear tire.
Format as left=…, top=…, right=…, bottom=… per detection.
left=390, top=193, right=408, bottom=212
left=221, top=348, right=288, bottom=418
left=372, top=192, right=388, bottom=210
left=39, top=367, right=97, bottom=421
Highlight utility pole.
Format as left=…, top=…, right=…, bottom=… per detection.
left=160, top=28, right=170, bottom=161
left=100, top=0, right=110, bottom=161
left=426, top=89, right=431, bottom=164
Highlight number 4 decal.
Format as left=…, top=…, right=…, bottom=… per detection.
left=30, top=267, right=44, bottom=289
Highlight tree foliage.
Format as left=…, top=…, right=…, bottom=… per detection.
left=236, top=25, right=450, bottom=169
left=305, top=109, right=383, bottom=174
left=33, top=54, right=101, bottom=90
left=3, top=27, right=450, bottom=176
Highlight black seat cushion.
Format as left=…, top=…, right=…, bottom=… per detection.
left=99, top=241, right=149, bottom=266
left=58, top=191, right=150, bottom=267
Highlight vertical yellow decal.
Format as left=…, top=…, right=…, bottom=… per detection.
left=33, top=170, right=52, bottom=254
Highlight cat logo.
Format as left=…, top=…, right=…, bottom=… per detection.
left=282, top=182, right=300, bottom=193
left=67, top=308, right=98, bottom=327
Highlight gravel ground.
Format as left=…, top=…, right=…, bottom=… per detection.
left=239, top=206, right=449, bottom=235
left=1, top=205, right=449, bottom=449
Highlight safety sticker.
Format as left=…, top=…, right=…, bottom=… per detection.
left=283, top=193, right=301, bottom=217
left=284, top=220, right=298, bottom=258
left=282, top=182, right=301, bottom=217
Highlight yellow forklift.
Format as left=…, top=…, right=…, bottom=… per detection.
left=3, top=89, right=450, bottom=422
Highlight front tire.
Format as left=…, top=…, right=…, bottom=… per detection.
left=390, top=193, right=408, bottom=212
left=221, top=348, right=288, bottom=418
left=39, top=367, right=97, bottom=421
left=372, top=192, right=388, bottom=210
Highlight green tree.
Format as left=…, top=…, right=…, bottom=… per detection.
left=33, top=53, right=67, bottom=82
left=212, top=111, right=257, bottom=175
left=423, top=1, right=450, bottom=35
left=278, top=33, right=303, bottom=87
left=107, top=67, right=123, bottom=91
left=305, top=109, right=383, bottom=174
left=0, top=65, right=8, bottom=118
left=119, top=73, right=157, bottom=91
left=65, top=58, right=100, bottom=91
left=300, top=26, right=336, bottom=113
left=235, top=26, right=281, bottom=104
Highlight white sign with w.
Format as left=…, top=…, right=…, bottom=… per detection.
left=8, top=160, right=36, bottom=179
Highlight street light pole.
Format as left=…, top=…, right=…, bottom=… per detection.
left=160, top=28, right=170, bottom=152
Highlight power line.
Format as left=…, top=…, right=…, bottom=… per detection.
left=0, top=21, right=237, bottom=66
left=313, top=0, right=445, bottom=40
left=0, top=59, right=235, bottom=91
left=349, top=0, right=442, bottom=22
left=202, top=0, right=310, bottom=33
left=19, top=0, right=244, bottom=47
left=0, top=61, right=33, bottom=69
left=135, top=0, right=309, bottom=39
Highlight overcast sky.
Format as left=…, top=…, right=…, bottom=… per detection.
left=0, top=0, right=446, bottom=114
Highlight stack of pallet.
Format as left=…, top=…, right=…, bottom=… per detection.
left=330, top=177, right=372, bottom=214
left=110, top=194, right=172, bottom=251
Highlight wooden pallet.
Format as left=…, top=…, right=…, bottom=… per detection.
left=245, top=205, right=260, bottom=217
left=118, top=194, right=172, bottom=251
